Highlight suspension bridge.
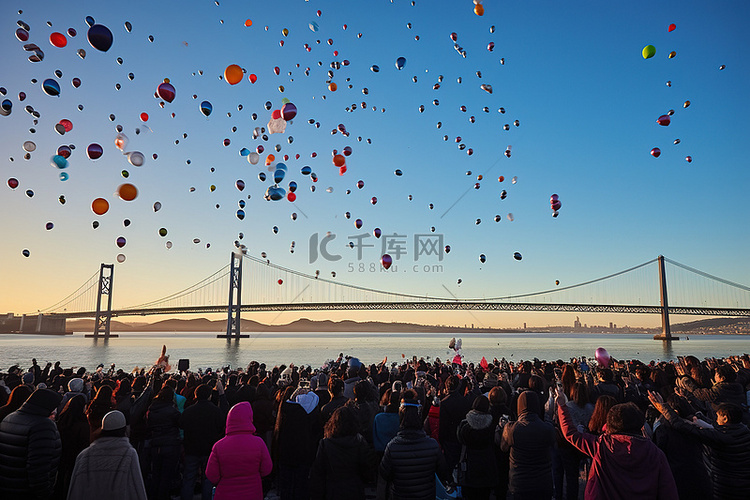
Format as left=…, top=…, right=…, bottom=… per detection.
left=10, top=254, right=750, bottom=341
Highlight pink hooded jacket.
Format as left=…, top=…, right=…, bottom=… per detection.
left=206, top=402, right=273, bottom=500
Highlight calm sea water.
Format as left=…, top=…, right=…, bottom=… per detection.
left=1, top=332, right=749, bottom=372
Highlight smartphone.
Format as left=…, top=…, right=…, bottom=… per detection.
left=299, top=380, right=310, bottom=389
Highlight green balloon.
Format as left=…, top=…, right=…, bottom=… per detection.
left=642, top=45, right=656, bottom=59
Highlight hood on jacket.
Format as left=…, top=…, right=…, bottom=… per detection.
left=68, top=377, right=84, bottom=393
left=465, top=409, right=493, bottom=430
left=3, top=385, right=32, bottom=411
left=517, top=390, right=540, bottom=418
left=296, top=392, right=319, bottom=414
left=21, top=388, right=63, bottom=416
left=226, top=401, right=257, bottom=435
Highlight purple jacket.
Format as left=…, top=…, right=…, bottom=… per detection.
left=557, top=403, right=678, bottom=500
left=206, top=402, right=273, bottom=500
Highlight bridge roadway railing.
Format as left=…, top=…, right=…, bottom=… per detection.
left=58, top=302, right=750, bottom=318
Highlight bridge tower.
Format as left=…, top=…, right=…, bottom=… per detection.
left=218, top=252, right=249, bottom=339
left=86, top=263, right=118, bottom=338
left=653, top=255, right=678, bottom=341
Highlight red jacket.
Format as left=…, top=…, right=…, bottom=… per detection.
left=206, top=402, right=273, bottom=500
left=557, top=403, right=678, bottom=500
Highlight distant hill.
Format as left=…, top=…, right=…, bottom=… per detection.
left=66, top=317, right=517, bottom=334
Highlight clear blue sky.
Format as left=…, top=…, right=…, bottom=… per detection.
left=1, top=0, right=748, bottom=328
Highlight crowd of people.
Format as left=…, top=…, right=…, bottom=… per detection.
left=0, top=347, right=749, bottom=500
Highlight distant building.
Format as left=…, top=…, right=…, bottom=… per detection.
left=574, top=316, right=582, bottom=329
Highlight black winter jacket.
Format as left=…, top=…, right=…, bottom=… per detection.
left=179, top=399, right=224, bottom=456
left=498, top=391, right=556, bottom=495
left=661, top=406, right=750, bottom=500
left=379, top=428, right=450, bottom=500
left=0, top=389, right=62, bottom=499
left=309, top=434, right=376, bottom=500
left=146, top=399, right=181, bottom=447
left=457, top=410, right=499, bottom=488
left=653, top=419, right=712, bottom=500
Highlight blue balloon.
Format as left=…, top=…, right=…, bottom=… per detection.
left=42, top=79, right=61, bottom=97
left=274, top=168, right=286, bottom=184
left=59, top=172, right=69, bottom=181
left=301, top=166, right=312, bottom=175
left=396, top=57, right=406, bottom=70
left=239, top=148, right=250, bottom=156
left=200, top=100, right=212, bottom=116
left=236, top=209, right=245, bottom=220
left=51, top=155, right=68, bottom=169
left=258, top=172, right=267, bottom=182
left=288, top=180, right=297, bottom=192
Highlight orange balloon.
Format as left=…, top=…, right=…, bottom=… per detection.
left=244, top=19, right=253, bottom=27
left=498, top=176, right=504, bottom=182
left=117, top=183, right=138, bottom=201
left=224, top=64, right=243, bottom=85
left=328, top=82, right=337, bottom=92
left=91, top=198, right=109, bottom=215
left=474, top=4, right=484, bottom=15
left=265, top=154, right=276, bottom=166
left=332, top=154, right=346, bottom=167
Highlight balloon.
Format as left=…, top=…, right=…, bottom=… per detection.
left=278, top=279, right=283, bottom=285
left=116, top=254, right=126, bottom=263
left=42, top=79, right=61, bottom=97
left=274, top=168, right=286, bottom=184
left=245, top=19, right=253, bottom=27
left=248, top=152, right=260, bottom=165
left=49, top=32, right=67, bottom=47
left=683, top=100, right=691, bottom=108
left=116, top=236, right=127, bottom=248
left=513, top=252, right=522, bottom=261
left=7, top=178, right=19, bottom=189
left=395, top=57, right=406, bottom=70
left=650, top=147, right=661, bottom=158
left=685, top=156, right=692, bottom=163
left=479, top=254, right=486, bottom=264
left=87, top=24, right=114, bottom=52
left=394, top=169, right=403, bottom=176
left=153, top=201, right=162, bottom=212
left=236, top=180, right=245, bottom=191
left=115, top=133, right=128, bottom=151
left=224, top=64, right=243, bottom=85
left=23, top=141, right=36, bottom=152
left=657, top=115, right=670, bottom=126
left=381, top=254, right=393, bottom=270
left=281, top=102, right=297, bottom=121
left=51, top=155, right=68, bottom=169
left=117, top=183, right=138, bottom=201
left=236, top=209, right=245, bottom=220
left=355, top=219, right=363, bottom=229
left=22, top=249, right=30, bottom=258
left=59, top=119, right=73, bottom=132
left=249, top=73, right=257, bottom=83
left=332, top=154, right=346, bottom=167
left=127, top=151, right=145, bottom=166
left=594, top=347, right=611, bottom=367
left=140, top=112, right=149, bottom=122
left=309, top=21, right=319, bottom=32
left=357, top=180, right=365, bottom=189
left=668, top=23, right=676, bottom=32
left=287, top=192, right=296, bottom=202
left=0, top=99, right=12, bottom=116
left=92, top=198, right=109, bottom=215
left=197, top=100, right=213, bottom=116
left=719, top=65, right=726, bottom=70
left=371, top=197, right=377, bottom=205
left=157, top=82, right=176, bottom=103
left=87, top=143, right=103, bottom=160
left=642, top=45, right=656, bottom=59
left=668, top=51, right=676, bottom=59
left=370, top=65, right=380, bottom=72
left=328, top=82, right=337, bottom=92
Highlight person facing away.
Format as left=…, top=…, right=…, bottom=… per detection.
left=457, top=395, right=499, bottom=500
left=67, top=410, right=146, bottom=500
left=378, top=396, right=451, bottom=500
left=53, top=394, right=90, bottom=500
left=0, top=388, right=63, bottom=500
left=206, top=401, right=272, bottom=500
left=649, top=392, right=750, bottom=500
left=309, top=405, right=377, bottom=500
left=179, top=384, right=225, bottom=500
left=557, top=392, right=678, bottom=500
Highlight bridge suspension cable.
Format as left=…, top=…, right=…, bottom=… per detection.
left=38, top=269, right=101, bottom=314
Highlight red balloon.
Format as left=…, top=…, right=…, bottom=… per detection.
left=273, top=66, right=280, bottom=75
left=355, top=219, right=363, bottom=229
left=140, top=112, right=149, bottom=122
left=381, top=254, right=393, bottom=270
left=668, top=24, right=676, bottom=32
left=156, top=82, right=176, bottom=103
left=50, top=32, right=67, bottom=48
left=278, top=279, right=283, bottom=285
left=249, top=73, right=257, bottom=83
left=338, top=166, right=347, bottom=176
left=287, top=192, right=296, bottom=202
left=650, top=147, right=661, bottom=158
left=271, top=109, right=282, bottom=120
left=7, top=178, right=19, bottom=189
left=685, top=156, right=692, bottom=163
left=332, top=154, right=346, bottom=167
left=657, top=115, right=670, bottom=126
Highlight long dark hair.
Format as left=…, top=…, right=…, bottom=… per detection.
left=324, top=406, right=358, bottom=439
left=589, top=395, right=616, bottom=434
